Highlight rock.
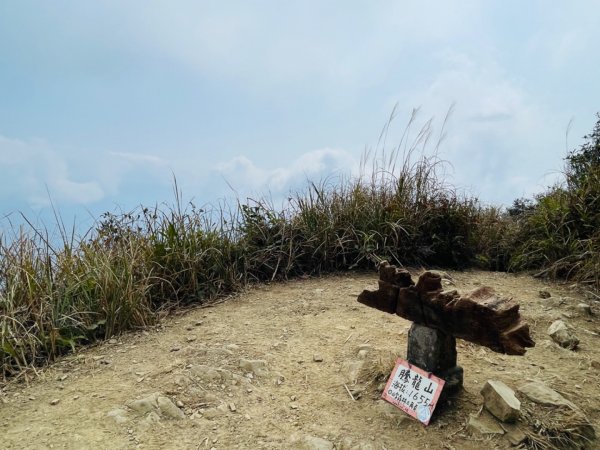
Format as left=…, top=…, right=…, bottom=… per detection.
left=539, top=290, right=551, bottom=299
left=50, top=399, right=60, bottom=406
left=480, top=380, right=520, bottom=422
left=591, top=360, right=600, bottom=371
left=106, top=408, right=128, bottom=424
left=127, top=393, right=160, bottom=415
left=126, top=392, right=185, bottom=420
left=228, top=402, right=236, bottom=412
left=313, top=354, right=324, bottom=362
left=517, top=381, right=576, bottom=409
left=467, top=411, right=505, bottom=435
left=547, top=320, right=579, bottom=350
left=157, top=396, right=185, bottom=419
left=577, top=303, right=593, bottom=315
left=239, top=359, right=268, bottom=376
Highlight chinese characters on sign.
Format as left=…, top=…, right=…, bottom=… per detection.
left=381, top=358, right=445, bottom=425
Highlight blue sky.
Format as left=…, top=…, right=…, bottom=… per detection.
left=1, top=1, right=599, bottom=231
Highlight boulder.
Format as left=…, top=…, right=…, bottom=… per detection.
left=480, top=380, right=520, bottom=423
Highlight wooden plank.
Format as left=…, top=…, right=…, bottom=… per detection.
left=357, top=262, right=535, bottom=355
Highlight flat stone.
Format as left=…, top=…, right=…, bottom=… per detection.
left=467, top=411, right=505, bottom=435
left=547, top=320, right=579, bottom=350
left=480, top=380, right=520, bottom=423
left=517, top=381, right=576, bottom=409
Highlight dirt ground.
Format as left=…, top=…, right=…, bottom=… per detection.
left=1, top=269, right=599, bottom=450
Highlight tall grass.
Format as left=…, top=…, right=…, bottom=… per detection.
left=2, top=110, right=599, bottom=379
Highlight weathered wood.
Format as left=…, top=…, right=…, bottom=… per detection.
left=357, top=262, right=535, bottom=355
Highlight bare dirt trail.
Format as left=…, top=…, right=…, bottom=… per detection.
left=1, top=270, right=599, bottom=450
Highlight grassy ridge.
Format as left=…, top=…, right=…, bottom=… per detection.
left=2, top=112, right=599, bottom=379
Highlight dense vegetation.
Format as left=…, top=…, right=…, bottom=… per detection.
left=1, top=112, right=599, bottom=380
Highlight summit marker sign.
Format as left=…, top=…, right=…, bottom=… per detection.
left=381, top=358, right=445, bottom=425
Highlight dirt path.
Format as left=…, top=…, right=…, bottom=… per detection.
left=1, top=270, right=599, bottom=449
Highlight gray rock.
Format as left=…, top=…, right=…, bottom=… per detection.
left=517, top=381, right=577, bottom=409
left=480, top=380, right=520, bottom=423
left=239, top=359, right=268, bottom=376
left=467, top=411, right=505, bottom=435
left=547, top=320, right=579, bottom=349
left=157, top=395, right=185, bottom=419
left=127, top=393, right=160, bottom=415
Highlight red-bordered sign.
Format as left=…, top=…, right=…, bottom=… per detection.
left=381, top=358, right=445, bottom=425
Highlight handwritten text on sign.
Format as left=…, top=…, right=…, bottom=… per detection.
left=381, top=358, right=445, bottom=425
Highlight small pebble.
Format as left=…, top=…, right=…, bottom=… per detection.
left=50, top=399, right=60, bottom=405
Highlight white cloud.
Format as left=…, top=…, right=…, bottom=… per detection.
left=0, top=134, right=105, bottom=209
left=398, top=51, right=568, bottom=205
left=216, top=147, right=357, bottom=196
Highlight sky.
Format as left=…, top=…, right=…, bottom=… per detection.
left=1, top=1, right=599, bottom=232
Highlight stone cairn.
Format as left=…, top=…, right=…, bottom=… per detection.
left=358, top=262, right=535, bottom=395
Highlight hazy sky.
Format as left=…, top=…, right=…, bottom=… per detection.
left=1, top=1, right=599, bottom=229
